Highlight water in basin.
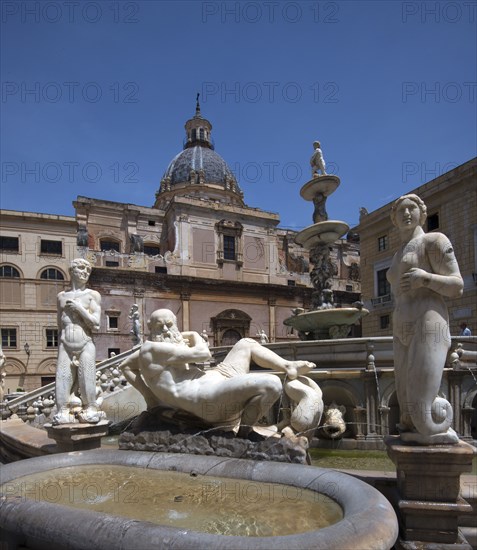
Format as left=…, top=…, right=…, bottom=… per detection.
left=2, top=464, right=343, bottom=537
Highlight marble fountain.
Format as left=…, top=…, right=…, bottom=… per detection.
left=0, top=257, right=399, bottom=550
left=3, top=143, right=475, bottom=550
left=284, top=142, right=368, bottom=340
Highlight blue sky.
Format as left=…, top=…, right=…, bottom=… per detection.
left=1, top=0, right=476, bottom=229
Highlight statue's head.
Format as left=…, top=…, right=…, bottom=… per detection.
left=148, top=309, right=184, bottom=344
left=148, top=309, right=176, bottom=327
left=390, top=194, right=427, bottom=228
left=313, top=141, right=321, bottom=149
left=69, top=258, right=92, bottom=281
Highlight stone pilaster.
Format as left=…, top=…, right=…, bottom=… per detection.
left=180, top=290, right=191, bottom=331
left=353, top=406, right=366, bottom=440
left=268, top=297, right=276, bottom=342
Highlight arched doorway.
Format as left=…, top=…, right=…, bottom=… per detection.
left=211, top=309, right=251, bottom=346
left=221, top=329, right=242, bottom=346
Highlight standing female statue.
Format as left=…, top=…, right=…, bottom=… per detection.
left=387, top=194, right=463, bottom=444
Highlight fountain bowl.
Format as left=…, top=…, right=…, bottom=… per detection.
left=0, top=449, right=398, bottom=550
left=300, top=175, right=341, bottom=201
left=295, top=220, right=350, bottom=248
left=284, top=307, right=369, bottom=340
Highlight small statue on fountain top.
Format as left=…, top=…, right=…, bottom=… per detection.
left=310, top=141, right=327, bottom=177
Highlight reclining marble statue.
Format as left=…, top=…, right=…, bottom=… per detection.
left=120, top=309, right=323, bottom=439
left=387, top=194, right=463, bottom=444
left=52, top=258, right=104, bottom=425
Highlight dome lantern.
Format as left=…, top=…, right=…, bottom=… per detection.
left=184, top=93, right=213, bottom=150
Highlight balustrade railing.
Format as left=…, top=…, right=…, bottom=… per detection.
left=0, top=346, right=140, bottom=423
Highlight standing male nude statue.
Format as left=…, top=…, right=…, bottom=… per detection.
left=52, top=258, right=104, bottom=425
left=121, top=309, right=323, bottom=437
left=310, top=140, right=327, bottom=176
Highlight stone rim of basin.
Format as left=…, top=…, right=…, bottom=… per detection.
left=0, top=449, right=399, bottom=550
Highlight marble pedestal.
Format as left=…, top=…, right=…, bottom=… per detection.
left=385, top=436, right=476, bottom=549
left=45, top=420, right=109, bottom=452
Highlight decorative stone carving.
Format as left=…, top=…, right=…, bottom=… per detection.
left=348, top=262, right=360, bottom=281
left=256, top=329, right=269, bottom=344
left=129, top=234, right=143, bottom=253
left=198, top=168, right=205, bottom=184
left=120, top=309, right=323, bottom=440
left=320, top=402, right=346, bottom=439
left=52, top=258, right=105, bottom=425
left=129, top=304, right=143, bottom=345
left=76, top=225, right=89, bottom=247
left=312, top=192, right=329, bottom=223
left=387, top=194, right=464, bottom=444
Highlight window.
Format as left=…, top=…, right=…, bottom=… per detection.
left=148, top=220, right=156, bottom=227
left=1, top=328, right=17, bottom=348
left=108, top=316, right=119, bottom=330
left=223, top=235, right=236, bottom=260
left=378, top=235, right=388, bottom=252
left=287, top=280, right=296, bottom=286
left=346, top=284, right=353, bottom=292
left=40, top=239, right=62, bottom=255
left=199, top=128, right=205, bottom=140
left=108, top=348, right=121, bottom=357
left=380, top=315, right=390, bottom=330
left=0, top=265, right=22, bottom=306
left=38, top=270, right=65, bottom=307
left=101, top=240, right=121, bottom=252
left=0, top=236, right=19, bottom=252
left=0, top=265, right=20, bottom=278
left=45, top=328, right=59, bottom=348
left=105, top=261, right=119, bottom=267
left=216, top=220, right=243, bottom=265
left=427, top=213, right=439, bottom=231
left=144, top=244, right=161, bottom=256
left=155, top=266, right=167, bottom=274
left=40, top=268, right=64, bottom=280
left=377, top=268, right=391, bottom=297
left=41, top=376, right=55, bottom=386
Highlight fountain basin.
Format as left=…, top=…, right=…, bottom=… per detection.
left=0, top=450, right=398, bottom=550
left=284, top=308, right=369, bottom=339
left=295, top=221, right=350, bottom=248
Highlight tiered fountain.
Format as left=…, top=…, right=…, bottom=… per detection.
left=284, top=141, right=368, bottom=340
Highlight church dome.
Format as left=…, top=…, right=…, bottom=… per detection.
left=163, top=146, right=238, bottom=187
left=155, top=97, right=243, bottom=208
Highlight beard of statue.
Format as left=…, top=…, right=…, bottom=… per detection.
left=155, top=326, right=184, bottom=345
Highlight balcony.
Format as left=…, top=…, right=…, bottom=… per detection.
left=371, top=294, right=393, bottom=307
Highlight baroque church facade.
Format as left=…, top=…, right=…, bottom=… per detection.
left=0, top=103, right=361, bottom=392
